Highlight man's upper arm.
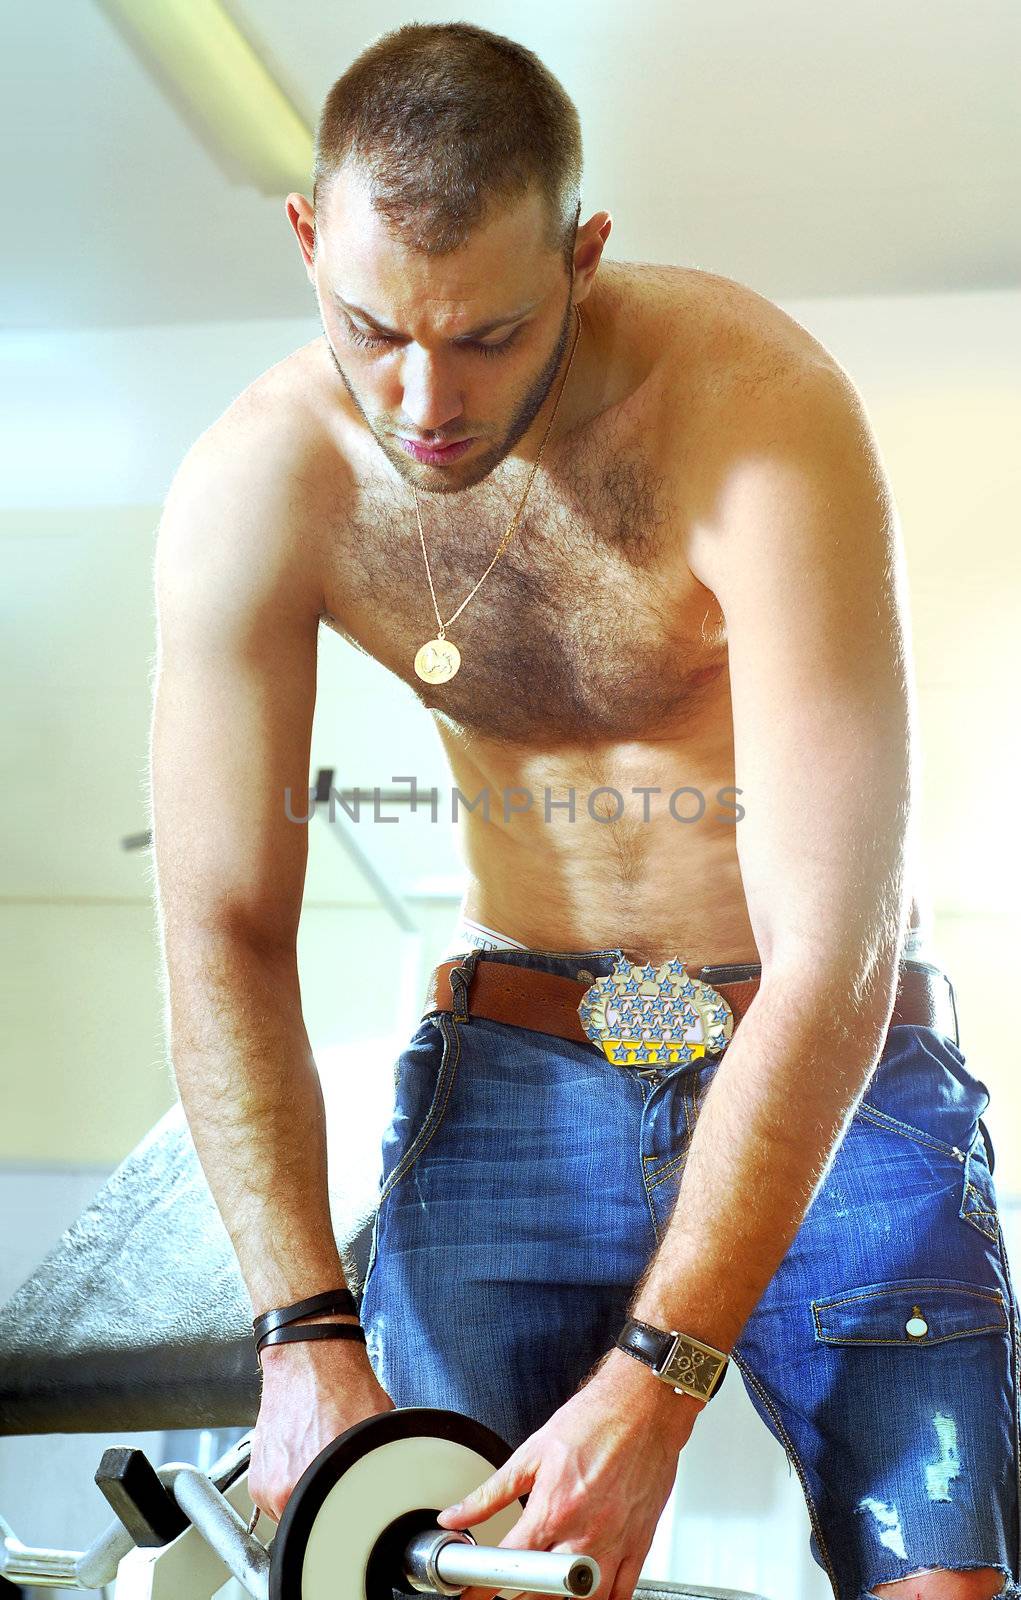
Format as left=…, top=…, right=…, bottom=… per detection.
left=685, top=360, right=915, bottom=1006
left=150, top=431, right=324, bottom=956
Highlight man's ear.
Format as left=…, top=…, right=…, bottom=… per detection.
left=573, top=210, right=613, bottom=293
left=285, top=192, right=316, bottom=272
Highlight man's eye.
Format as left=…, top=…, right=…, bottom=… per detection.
left=472, top=332, right=518, bottom=358
left=345, top=323, right=519, bottom=358
left=347, top=325, right=393, bottom=350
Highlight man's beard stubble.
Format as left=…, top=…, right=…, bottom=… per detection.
left=319, top=286, right=576, bottom=496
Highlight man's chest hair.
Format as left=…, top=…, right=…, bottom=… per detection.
left=321, top=428, right=728, bottom=745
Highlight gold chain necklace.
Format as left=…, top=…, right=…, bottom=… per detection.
left=412, top=302, right=583, bottom=684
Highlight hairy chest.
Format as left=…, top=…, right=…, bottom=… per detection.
left=321, top=419, right=728, bottom=746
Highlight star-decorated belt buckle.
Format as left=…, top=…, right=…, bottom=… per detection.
left=578, top=957, right=733, bottom=1068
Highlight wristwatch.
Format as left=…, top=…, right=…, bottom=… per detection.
left=615, top=1317, right=729, bottom=1403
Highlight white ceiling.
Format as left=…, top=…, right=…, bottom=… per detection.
left=2, top=0, right=1019, bottom=329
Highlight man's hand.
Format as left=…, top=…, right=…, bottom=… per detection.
left=434, top=1351, right=700, bottom=1600
left=248, top=1335, right=395, bottom=1523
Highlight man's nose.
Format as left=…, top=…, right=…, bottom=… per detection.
left=398, top=349, right=465, bottom=434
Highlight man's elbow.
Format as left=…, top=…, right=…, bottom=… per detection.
left=757, top=944, right=902, bottom=1046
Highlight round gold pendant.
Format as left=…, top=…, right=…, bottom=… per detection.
left=414, top=637, right=461, bottom=683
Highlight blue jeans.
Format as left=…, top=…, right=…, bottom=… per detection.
left=358, top=946, right=1021, bottom=1600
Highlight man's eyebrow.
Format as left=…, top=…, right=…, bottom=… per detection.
left=330, top=294, right=539, bottom=340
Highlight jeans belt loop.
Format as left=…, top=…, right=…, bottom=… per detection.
left=449, top=947, right=481, bottom=1024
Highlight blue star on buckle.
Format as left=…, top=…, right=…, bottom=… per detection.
left=578, top=957, right=734, bottom=1067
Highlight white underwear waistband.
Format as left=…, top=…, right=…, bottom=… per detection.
left=442, top=915, right=530, bottom=957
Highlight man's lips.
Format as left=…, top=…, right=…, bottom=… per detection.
left=403, top=435, right=471, bottom=446
left=398, top=435, right=476, bottom=464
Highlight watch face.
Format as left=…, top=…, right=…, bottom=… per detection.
left=656, top=1335, right=726, bottom=1399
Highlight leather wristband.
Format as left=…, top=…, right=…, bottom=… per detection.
left=252, top=1287, right=358, bottom=1345
left=256, top=1323, right=366, bottom=1356
left=615, top=1316, right=729, bottom=1403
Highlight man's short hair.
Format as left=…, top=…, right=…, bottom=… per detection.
left=312, top=21, right=583, bottom=273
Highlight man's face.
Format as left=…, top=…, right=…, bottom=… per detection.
left=311, top=162, right=576, bottom=494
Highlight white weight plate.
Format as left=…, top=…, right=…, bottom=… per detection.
left=270, top=1408, right=525, bottom=1600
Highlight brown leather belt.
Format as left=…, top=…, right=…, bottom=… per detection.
left=422, top=955, right=960, bottom=1058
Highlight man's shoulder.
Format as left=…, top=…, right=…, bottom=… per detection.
left=195, top=335, right=339, bottom=480
left=620, top=260, right=846, bottom=399
left=609, top=265, right=875, bottom=596
left=623, top=263, right=863, bottom=501
left=162, top=338, right=339, bottom=617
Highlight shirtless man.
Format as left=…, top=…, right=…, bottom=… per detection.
left=149, top=21, right=1017, bottom=1600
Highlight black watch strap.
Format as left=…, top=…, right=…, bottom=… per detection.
left=616, top=1316, right=729, bottom=1402
left=617, top=1318, right=675, bottom=1368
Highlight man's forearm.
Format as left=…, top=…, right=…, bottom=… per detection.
left=165, top=933, right=347, bottom=1317
left=622, top=967, right=897, bottom=1353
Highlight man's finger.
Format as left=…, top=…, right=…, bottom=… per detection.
left=436, top=1455, right=533, bottom=1526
